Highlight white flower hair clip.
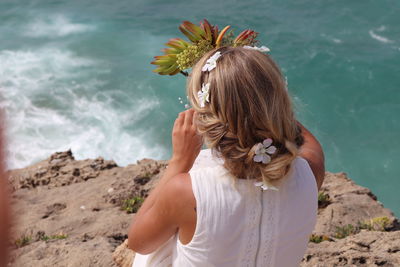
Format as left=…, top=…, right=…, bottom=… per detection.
left=253, top=138, right=278, bottom=191
left=243, top=45, right=270, bottom=53
left=254, top=181, right=279, bottom=191
left=197, top=83, right=210, bottom=107
left=253, top=138, right=277, bottom=164
left=198, top=51, right=221, bottom=107
left=202, top=51, right=222, bottom=72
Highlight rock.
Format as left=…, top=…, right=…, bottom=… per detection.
left=49, top=150, right=74, bottom=162
left=301, top=172, right=400, bottom=266
left=301, top=231, right=400, bottom=266
left=42, top=203, right=67, bottom=219
left=8, top=151, right=163, bottom=267
left=113, top=240, right=135, bottom=267
left=7, top=151, right=399, bottom=266
left=8, top=151, right=119, bottom=190
left=314, top=172, right=397, bottom=236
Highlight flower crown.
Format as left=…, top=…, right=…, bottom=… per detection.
left=151, top=19, right=267, bottom=76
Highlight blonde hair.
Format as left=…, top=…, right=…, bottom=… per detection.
left=187, top=47, right=301, bottom=184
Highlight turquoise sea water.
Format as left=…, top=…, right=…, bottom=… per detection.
left=0, top=0, right=399, bottom=216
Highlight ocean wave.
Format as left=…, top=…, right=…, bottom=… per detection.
left=23, top=14, right=95, bottom=38
left=369, top=30, right=393, bottom=44
left=0, top=48, right=165, bottom=169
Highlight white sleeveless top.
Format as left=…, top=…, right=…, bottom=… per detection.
left=132, top=149, right=317, bottom=267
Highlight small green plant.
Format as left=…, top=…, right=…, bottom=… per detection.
left=53, top=233, right=68, bottom=239
left=359, top=216, right=391, bottom=231
left=40, top=235, right=50, bottom=241
left=122, top=196, right=144, bottom=214
left=309, top=234, right=332, bottom=243
left=334, top=224, right=358, bottom=239
left=38, top=231, right=68, bottom=241
left=15, top=235, right=32, bottom=248
left=318, top=192, right=330, bottom=208
left=310, top=216, right=394, bottom=243
left=358, top=221, right=373, bottom=231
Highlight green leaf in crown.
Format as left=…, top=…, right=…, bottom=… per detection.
left=151, top=19, right=259, bottom=76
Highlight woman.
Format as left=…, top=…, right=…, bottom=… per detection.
left=128, top=46, right=324, bottom=266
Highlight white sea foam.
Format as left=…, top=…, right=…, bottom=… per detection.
left=23, top=14, right=95, bottom=38
left=320, top=33, right=342, bottom=44
left=369, top=30, right=393, bottom=44
left=0, top=48, right=166, bottom=169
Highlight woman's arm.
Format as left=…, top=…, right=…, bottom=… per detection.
left=128, top=109, right=202, bottom=254
left=297, top=122, right=325, bottom=190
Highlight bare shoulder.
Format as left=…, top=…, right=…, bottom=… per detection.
left=162, top=173, right=196, bottom=219
left=164, top=173, right=193, bottom=199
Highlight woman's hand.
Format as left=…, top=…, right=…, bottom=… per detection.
left=170, top=109, right=203, bottom=172
left=128, top=109, right=201, bottom=254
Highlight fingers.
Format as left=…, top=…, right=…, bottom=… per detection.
left=174, top=109, right=197, bottom=137
left=184, top=109, right=195, bottom=128
left=191, top=111, right=198, bottom=131
left=174, top=111, right=185, bottom=128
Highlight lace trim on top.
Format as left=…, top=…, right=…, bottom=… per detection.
left=260, top=190, right=279, bottom=266
left=241, top=189, right=261, bottom=267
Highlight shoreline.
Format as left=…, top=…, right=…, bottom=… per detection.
left=7, top=150, right=400, bottom=266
